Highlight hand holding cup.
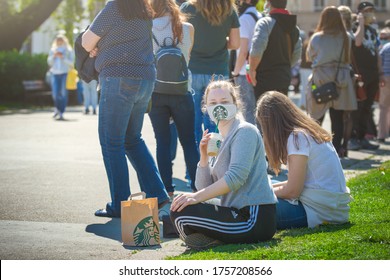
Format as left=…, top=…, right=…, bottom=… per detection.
left=207, top=132, right=223, bottom=157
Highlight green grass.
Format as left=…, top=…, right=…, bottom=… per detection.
left=0, top=102, right=33, bottom=112
left=169, top=161, right=390, bottom=260
left=0, top=102, right=48, bottom=113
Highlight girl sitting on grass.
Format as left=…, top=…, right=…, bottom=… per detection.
left=256, top=91, right=351, bottom=229
left=170, top=80, right=277, bottom=250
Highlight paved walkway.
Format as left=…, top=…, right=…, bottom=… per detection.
left=0, top=102, right=389, bottom=260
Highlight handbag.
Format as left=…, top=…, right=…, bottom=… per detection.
left=312, top=81, right=338, bottom=104
left=351, top=51, right=367, bottom=101
left=66, top=68, right=78, bottom=90
left=121, top=192, right=160, bottom=246
left=312, top=41, right=344, bottom=104
left=355, top=75, right=367, bottom=101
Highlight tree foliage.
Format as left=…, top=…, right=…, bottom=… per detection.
left=87, top=0, right=106, bottom=21
left=53, top=0, right=84, bottom=43
left=0, top=0, right=63, bottom=51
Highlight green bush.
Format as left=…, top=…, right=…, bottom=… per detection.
left=0, top=51, right=48, bottom=100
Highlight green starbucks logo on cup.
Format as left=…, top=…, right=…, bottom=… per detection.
left=216, top=140, right=221, bottom=148
left=133, top=216, right=160, bottom=246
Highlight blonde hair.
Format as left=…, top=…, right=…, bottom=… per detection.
left=51, top=34, right=71, bottom=51
left=256, top=91, right=332, bottom=175
left=188, top=0, right=236, bottom=26
left=338, top=5, right=353, bottom=31
left=202, top=78, right=242, bottom=113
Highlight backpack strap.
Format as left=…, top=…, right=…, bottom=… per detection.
left=162, top=37, right=178, bottom=47
left=152, top=33, right=160, bottom=47
left=245, top=12, right=259, bottom=23
left=242, top=12, right=259, bottom=61
left=153, top=32, right=178, bottom=48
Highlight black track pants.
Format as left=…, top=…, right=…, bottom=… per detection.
left=170, top=203, right=276, bottom=244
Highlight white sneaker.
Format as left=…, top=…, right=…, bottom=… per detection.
left=53, top=108, right=59, bottom=118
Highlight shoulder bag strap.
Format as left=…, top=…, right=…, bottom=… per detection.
left=350, top=47, right=361, bottom=76
left=334, top=39, right=345, bottom=82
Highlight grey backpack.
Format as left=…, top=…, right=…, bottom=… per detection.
left=152, top=34, right=188, bottom=95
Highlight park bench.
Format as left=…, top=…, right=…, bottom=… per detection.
left=22, top=79, right=80, bottom=106
left=22, top=80, right=53, bottom=106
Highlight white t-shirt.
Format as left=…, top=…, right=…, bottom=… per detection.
left=237, top=7, right=261, bottom=75
left=287, top=131, right=347, bottom=193
left=152, top=15, right=192, bottom=64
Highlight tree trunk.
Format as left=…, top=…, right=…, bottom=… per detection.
left=0, top=0, right=63, bottom=51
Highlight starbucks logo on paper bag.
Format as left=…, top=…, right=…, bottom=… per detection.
left=133, top=216, right=160, bottom=246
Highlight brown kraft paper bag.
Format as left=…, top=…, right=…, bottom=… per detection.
left=121, top=192, right=160, bottom=246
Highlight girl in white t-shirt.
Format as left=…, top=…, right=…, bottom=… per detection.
left=256, top=91, right=351, bottom=229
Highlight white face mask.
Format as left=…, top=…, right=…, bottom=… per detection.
left=206, top=104, right=237, bottom=124
left=364, top=12, right=375, bottom=24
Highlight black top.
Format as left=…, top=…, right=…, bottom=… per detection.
left=352, top=23, right=379, bottom=84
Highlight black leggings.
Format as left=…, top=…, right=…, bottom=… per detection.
left=170, top=203, right=276, bottom=244
left=329, top=108, right=344, bottom=153
left=317, top=108, right=352, bottom=155
left=352, top=79, right=379, bottom=139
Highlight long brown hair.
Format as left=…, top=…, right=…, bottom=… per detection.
left=117, top=0, right=154, bottom=20
left=312, top=6, right=350, bottom=62
left=338, top=5, right=353, bottom=31
left=256, top=91, right=332, bottom=175
left=151, top=0, right=187, bottom=44
left=188, top=0, right=236, bottom=26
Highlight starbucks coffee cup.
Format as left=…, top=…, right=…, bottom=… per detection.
left=207, top=133, right=223, bottom=157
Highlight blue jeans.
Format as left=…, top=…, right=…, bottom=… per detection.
left=192, top=74, right=229, bottom=145
left=233, top=75, right=257, bottom=125
left=51, top=73, right=68, bottom=113
left=276, top=198, right=308, bottom=229
left=82, top=80, right=98, bottom=110
left=148, top=92, right=200, bottom=192
left=170, top=122, right=178, bottom=161
left=98, top=77, right=169, bottom=216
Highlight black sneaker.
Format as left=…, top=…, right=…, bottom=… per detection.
left=184, top=233, right=223, bottom=250
left=360, top=138, right=379, bottom=150
left=94, top=208, right=119, bottom=218
left=348, top=138, right=361, bottom=151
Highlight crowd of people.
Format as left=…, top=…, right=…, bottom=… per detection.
left=46, top=0, right=390, bottom=250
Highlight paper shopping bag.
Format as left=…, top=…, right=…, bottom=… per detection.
left=121, top=192, right=160, bottom=246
